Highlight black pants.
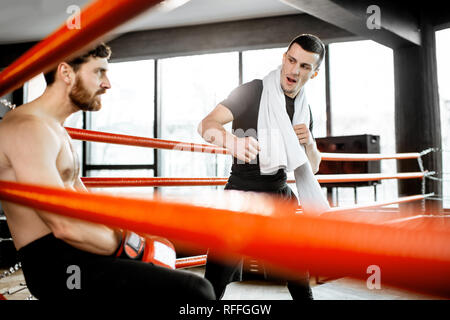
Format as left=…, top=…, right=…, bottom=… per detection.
left=17, top=233, right=215, bottom=300
left=204, top=181, right=313, bottom=300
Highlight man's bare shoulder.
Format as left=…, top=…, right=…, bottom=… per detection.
left=0, top=111, right=59, bottom=153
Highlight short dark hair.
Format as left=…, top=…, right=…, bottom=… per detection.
left=44, top=43, right=112, bottom=86
left=287, top=34, right=325, bottom=69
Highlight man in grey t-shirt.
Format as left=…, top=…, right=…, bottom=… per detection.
left=198, top=34, right=325, bottom=300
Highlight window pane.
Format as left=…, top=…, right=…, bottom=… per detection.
left=86, top=169, right=154, bottom=196
left=159, top=52, right=238, bottom=196
left=329, top=40, right=397, bottom=204
left=436, top=28, right=450, bottom=208
left=243, top=47, right=285, bottom=83
left=88, top=60, right=155, bottom=165
left=304, top=59, right=327, bottom=138
left=243, top=47, right=327, bottom=138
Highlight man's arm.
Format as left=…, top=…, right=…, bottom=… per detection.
left=293, top=123, right=321, bottom=173
left=305, top=142, right=321, bottom=174
left=73, top=175, right=88, bottom=192
left=197, top=104, right=234, bottom=148
left=198, top=104, right=260, bottom=163
left=9, top=119, right=121, bottom=255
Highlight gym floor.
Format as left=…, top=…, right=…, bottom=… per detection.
left=0, top=265, right=444, bottom=300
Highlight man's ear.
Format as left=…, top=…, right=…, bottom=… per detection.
left=57, top=62, right=74, bottom=85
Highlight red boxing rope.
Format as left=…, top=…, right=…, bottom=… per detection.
left=176, top=207, right=439, bottom=270
left=0, top=0, right=167, bottom=97
left=0, top=180, right=449, bottom=297
left=67, top=127, right=422, bottom=160
left=80, top=172, right=426, bottom=187
left=175, top=255, right=207, bottom=269
left=82, top=177, right=228, bottom=187
left=67, top=127, right=228, bottom=154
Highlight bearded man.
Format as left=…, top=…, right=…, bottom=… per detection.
left=0, top=43, right=215, bottom=300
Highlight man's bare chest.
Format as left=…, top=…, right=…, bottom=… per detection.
left=56, top=135, right=80, bottom=184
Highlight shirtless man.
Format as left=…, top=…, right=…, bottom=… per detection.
left=0, top=43, right=215, bottom=300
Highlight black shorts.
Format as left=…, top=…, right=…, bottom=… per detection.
left=17, top=233, right=215, bottom=300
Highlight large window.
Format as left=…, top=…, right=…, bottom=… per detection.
left=85, top=59, right=156, bottom=195
left=87, top=60, right=155, bottom=166
left=436, top=28, right=450, bottom=209
left=329, top=40, right=396, bottom=206
left=159, top=52, right=239, bottom=196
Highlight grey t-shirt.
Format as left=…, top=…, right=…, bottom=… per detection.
left=220, top=79, right=313, bottom=188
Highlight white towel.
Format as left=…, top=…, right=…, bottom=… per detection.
left=257, top=66, right=330, bottom=215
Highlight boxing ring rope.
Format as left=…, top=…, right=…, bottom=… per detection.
left=116, top=190, right=434, bottom=264
left=66, top=127, right=425, bottom=161
left=147, top=193, right=436, bottom=271
left=0, top=180, right=449, bottom=297
left=67, top=127, right=229, bottom=155
left=0, top=0, right=168, bottom=97
left=68, top=126, right=440, bottom=197
left=325, top=193, right=434, bottom=213
left=80, top=172, right=429, bottom=187
left=175, top=255, right=208, bottom=269
left=159, top=191, right=435, bottom=270
left=63, top=127, right=448, bottom=196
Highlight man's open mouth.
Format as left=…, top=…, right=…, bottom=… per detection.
left=286, top=76, right=297, bottom=84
